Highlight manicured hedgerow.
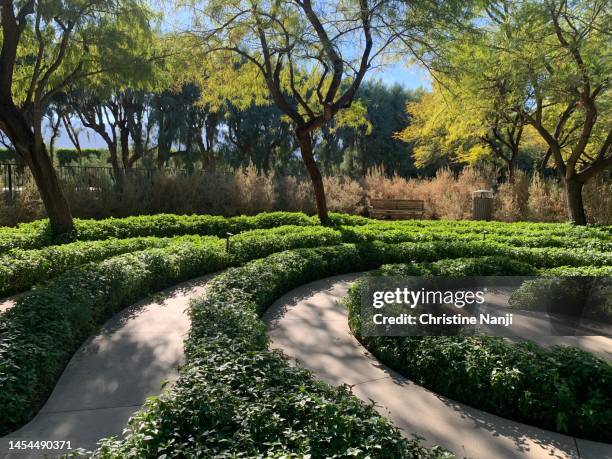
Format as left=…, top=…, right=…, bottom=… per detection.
left=229, top=225, right=343, bottom=263
left=0, top=226, right=341, bottom=298
left=339, top=237, right=612, bottom=268
left=344, top=260, right=612, bottom=442
left=1, top=211, right=609, bottom=254
left=1, top=214, right=611, bottom=453
left=0, top=212, right=320, bottom=253
left=0, top=235, right=216, bottom=297
left=508, top=277, right=612, bottom=322
left=0, top=238, right=228, bottom=435
left=4, top=223, right=609, bottom=299
left=364, top=219, right=612, bottom=240
left=94, top=244, right=453, bottom=459
left=340, top=225, right=612, bottom=251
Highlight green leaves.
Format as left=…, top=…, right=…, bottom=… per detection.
left=345, top=261, right=612, bottom=441
left=1, top=213, right=610, bottom=453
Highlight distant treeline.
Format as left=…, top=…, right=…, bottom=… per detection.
left=1, top=81, right=546, bottom=179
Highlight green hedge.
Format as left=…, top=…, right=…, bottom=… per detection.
left=0, top=239, right=395, bottom=435
left=339, top=238, right=612, bottom=268
left=94, top=244, right=453, bottom=458
left=1, top=214, right=611, bottom=453
left=1, top=212, right=609, bottom=254
left=3, top=225, right=610, bottom=301
left=0, top=238, right=229, bottom=435
left=508, top=277, right=612, bottom=322
left=0, top=212, right=320, bottom=253
left=0, top=235, right=218, bottom=297
left=229, top=225, right=343, bottom=263
left=360, top=219, right=611, bottom=240
left=340, top=225, right=612, bottom=251
left=344, top=260, right=612, bottom=442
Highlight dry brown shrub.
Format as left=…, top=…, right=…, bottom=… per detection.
left=526, top=174, right=567, bottom=222
left=1, top=165, right=609, bottom=226
left=495, top=170, right=530, bottom=222
left=584, top=174, right=612, bottom=225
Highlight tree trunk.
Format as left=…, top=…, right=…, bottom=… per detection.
left=120, top=127, right=130, bottom=170
left=296, top=128, right=329, bottom=224
left=108, top=145, right=124, bottom=190
left=26, top=142, right=74, bottom=234
left=565, top=177, right=587, bottom=225
left=0, top=102, right=74, bottom=234
left=507, top=157, right=516, bottom=183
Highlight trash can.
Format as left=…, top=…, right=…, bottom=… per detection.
left=472, top=190, right=493, bottom=221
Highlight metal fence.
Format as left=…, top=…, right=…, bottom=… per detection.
left=0, top=163, right=193, bottom=199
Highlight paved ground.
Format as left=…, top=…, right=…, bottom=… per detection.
left=0, top=275, right=213, bottom=459
left=264, top=274, right=612, bottom=459
left=0, top=292, right=25, bottom=313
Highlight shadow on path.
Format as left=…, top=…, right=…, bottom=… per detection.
left=265, top=273, right=612, bottom=459
left=0, top=274, right=216, bottom=459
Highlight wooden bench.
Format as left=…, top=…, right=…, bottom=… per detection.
left=368, top=198, right=425, bottom=220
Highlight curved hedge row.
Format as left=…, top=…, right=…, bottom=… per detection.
left=1, top=214, right=610, bottom=455
left=1, top=224, right=376, bottom=433
left=344, top=260, right=612, bottom=442
left=3, top=223, right=611, bottom=299
left=0, top=237, right=228, bottom=434
left=0, top=212, right=325, bottom=253
left=364, top=219, right=612, bottom=240
left=1, top=211, right=609, bottom=254
left=94, top=244, right=457, bottom=458
left=0, top=226, right=342, bottom=299
left=0, top=235, right=217, bottom=297
left=94, top=246, right=612, bottom=457
left=341, top=225, right=612, bottom=251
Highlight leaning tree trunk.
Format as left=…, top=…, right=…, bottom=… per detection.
left=565, top=177, right=587, bottom=225
left=296, top=128, right=329, bottom=224
left=507, top=158, right=516, bottom=184
left=24, top=141, right=74, bottom=234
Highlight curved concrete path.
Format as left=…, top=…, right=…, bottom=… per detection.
left=264, top=274, right=612, bottom=459
left=0, top=275, right=213, bottom=458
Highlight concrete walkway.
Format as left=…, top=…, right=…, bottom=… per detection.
left=0, top=275, right=213, bottom=459
left=0, top=292, right=26, bottom=314
left=264, top=274, right=612, bottom=459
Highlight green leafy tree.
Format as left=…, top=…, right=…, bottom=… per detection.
left=189, top=0, right=466, bottom=223
left=509, top=0, right=611, bottom=224
left=317, top=81, right=421, bottom=177
left=0, top=0, right=154, bottom=233
left=396, top=83, right=544, bottom=181
left=435, top=0, right=611, bottom=224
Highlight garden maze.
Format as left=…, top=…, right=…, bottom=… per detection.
left=0, top=213, right=610, bottom=458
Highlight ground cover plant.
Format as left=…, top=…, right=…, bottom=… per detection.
left=0, top=213, right=610, bottom=456
left=94, top=244, right=457, bottom=458
left=344, top=259, right=612, bottom=442
left=2, top=213, right=611, bottom=297
left=0, top=212, right=323, bottom=253
left=0, top=235, right=212, bottom=297
left=508, top=277, right=612, bottom=322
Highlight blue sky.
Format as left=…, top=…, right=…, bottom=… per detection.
left=368, top=61, right=431, bottom=90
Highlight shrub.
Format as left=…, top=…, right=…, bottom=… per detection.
left=3, top=167, right=611, bottom=226
left=508, top=277, right=612, bottom=322
left=0, top=237, right=390, bottom=434
left=0, top=235, right=214, bottom=296
left=94, top=244, right=453, bottom=458
left=0, top=238, right=229, bottom=434
left=344, top=260, right=612, bottom=442
left=0, top=212, right=318, bottom=253
left=1, top=215, right=610, bottom=452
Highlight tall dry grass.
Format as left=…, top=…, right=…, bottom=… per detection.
left=1, top=165, right=610, bottom=226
